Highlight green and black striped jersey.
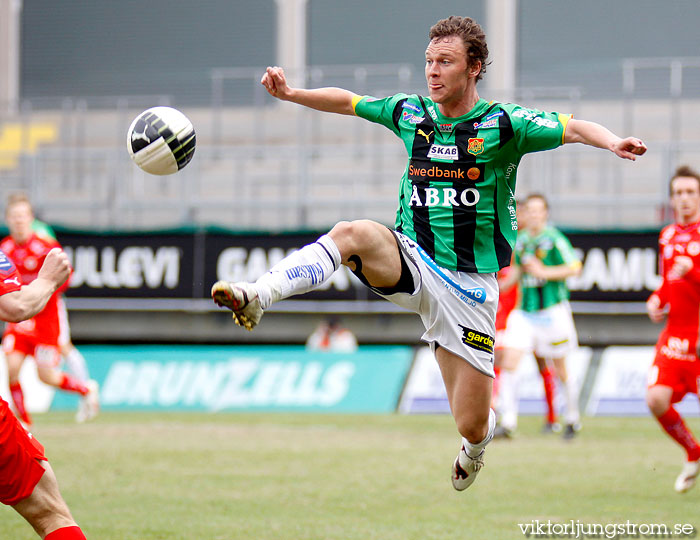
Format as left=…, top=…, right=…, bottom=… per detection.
left=352, top=94, right=570, bottom=273
left=514, top=226, right=580, bottom=311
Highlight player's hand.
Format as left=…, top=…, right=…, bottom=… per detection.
left=37, top=248, right=71, bottom=289
left=646, top=294, right=666, bottom=323
left=668, top=255, right=693, bottom=279
left=611, top=137, right=647, bottom=161
left=261, top=66, right=293, bottom=100
left=521, top=257, right=547, bottom=279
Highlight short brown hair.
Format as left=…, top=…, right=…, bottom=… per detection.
left=5, top=192, right=33, bottom=214
left=525, top=192, right=549, bottom=210
left=429, top=16, right=489, bottom=82
left=670, top=165, right=700, bottom=195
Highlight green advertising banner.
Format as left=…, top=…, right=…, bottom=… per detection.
left=50, top=345, right=413, bottom=413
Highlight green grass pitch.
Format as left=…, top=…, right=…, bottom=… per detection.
left=2, top=413, right=698, bottom=539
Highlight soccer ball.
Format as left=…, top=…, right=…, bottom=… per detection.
left=127, top=106, right=196, bottom=175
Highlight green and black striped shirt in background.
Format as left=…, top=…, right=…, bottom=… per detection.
left=514, top=226, right=580, bottom=311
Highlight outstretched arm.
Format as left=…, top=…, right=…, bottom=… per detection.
left=521, top=258, right=581, bottom=281
left=564, top=119, right=647, bottom=161
left=261, top=66, right=358, bottom=116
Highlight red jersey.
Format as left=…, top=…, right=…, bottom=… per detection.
left=651, top=221, right=700, bottom=358
left=496, top=265, right=519, bottom=331
left=0, top=234, right=63, bottom=345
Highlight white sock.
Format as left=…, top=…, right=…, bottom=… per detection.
left=563, top=376, right=580, bottom=425
left=254, top=234, right=341, bottom=309
left=464, top=408, right=496, bottom=457
left=64, top=347, right=89, bottom=382
left=498, top=369, right=519, bottom=431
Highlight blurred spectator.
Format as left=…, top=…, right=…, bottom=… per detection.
left=306, top=316, right=358, bottom=353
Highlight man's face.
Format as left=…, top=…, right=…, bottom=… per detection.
left=6, top=201, right=34, bottom=242
left=525, top=197, right=548, bottom=232
left=424, top=35, right=475, bottom=107
left=670, top=176, right=700, bottom=224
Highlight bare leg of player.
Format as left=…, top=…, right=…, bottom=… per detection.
left=436, top=346, right=495, bottom=490
left=12, top=460, right=86, bottom=539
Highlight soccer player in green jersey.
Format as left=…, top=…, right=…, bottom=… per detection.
left=497, top=193, right=583, bottom=440
left=212, top=16, right=646, bottom=491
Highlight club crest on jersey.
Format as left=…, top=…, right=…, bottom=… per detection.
left=467, top=138, right=485, bottom=155
left=427, top=144, right=458, bottom=161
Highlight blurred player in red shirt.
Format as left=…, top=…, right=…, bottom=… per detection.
left=2, top=194, right=98, bottom=427
left=0, top=244, right=87, bottom=538
left=32, top=215, right=97, bottom=423
left=647, top=165, right=700, bottom=493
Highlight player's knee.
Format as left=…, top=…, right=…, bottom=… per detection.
left=36, top=370, right=53, bottom=385
left=330, top=220, right=366, bottom=247
left=7, top=366, right=22, bottom=381
left=646, top=391, right=669, bottom=417
left=455, top=413, right=489, bottom=444
left=330, top=220, right=382, bottom=260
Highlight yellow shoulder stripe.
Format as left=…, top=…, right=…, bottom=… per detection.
left=559, top=113, right=572, bottom=144
left=351, top=94, right=364, bottom=115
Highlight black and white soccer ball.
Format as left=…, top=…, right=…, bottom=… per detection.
left=127, top=106, right=196, bottom=175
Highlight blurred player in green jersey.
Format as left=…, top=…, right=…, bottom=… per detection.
left=496, top=193, right=582, bottom=439
left=212, top=16, right=646, bottom=491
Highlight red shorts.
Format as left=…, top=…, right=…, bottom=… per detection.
left=2, top=331, right=61, bottom=368
left=0, top=399, right=46, bottom=505
left=649, top=346, right=700, bottom=404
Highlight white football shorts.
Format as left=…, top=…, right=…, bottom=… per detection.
left=501, top=301, right=578, bottom=358
left=372, top=231, right=498, bottom=378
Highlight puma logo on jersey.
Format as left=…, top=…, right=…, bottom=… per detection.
left=4, top=277, right=19, bottom=286
left=417, top=129, right=433, bottom=144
